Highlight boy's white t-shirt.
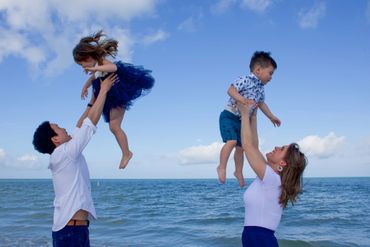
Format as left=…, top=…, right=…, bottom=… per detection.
left=49, top=118, right=97, bottom=232
left=243, top=165, right=283, bottom=231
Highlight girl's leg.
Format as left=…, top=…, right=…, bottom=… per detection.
left=217, top=140, right=237, bottom=184
left=109, top=107, right=133, bottom=169
left=233, top=146, right=245, bottom=187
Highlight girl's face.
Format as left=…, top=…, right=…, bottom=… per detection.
left=77, top=57, right=96, bottom=69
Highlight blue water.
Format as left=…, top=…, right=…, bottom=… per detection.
left=0, top=178, right=369, bottom=247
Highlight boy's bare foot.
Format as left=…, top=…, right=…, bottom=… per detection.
left=119, top=151, right=133, bottom=169
left=217, top=165, right=226, bottom=184
left=234, top=171, right=245, bottom=187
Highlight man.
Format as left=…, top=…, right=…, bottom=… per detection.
left=32, top=74, right=117, bottom=246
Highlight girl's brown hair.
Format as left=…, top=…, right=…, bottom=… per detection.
left=279, top=143, right=307, bottom=208
left=73, top=30, right=118, bottom=64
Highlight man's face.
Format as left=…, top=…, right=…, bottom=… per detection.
left=50, top=123, right=71, bottom=145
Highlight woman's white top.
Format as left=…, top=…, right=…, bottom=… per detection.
left=243, top=165, right=283, bottom=231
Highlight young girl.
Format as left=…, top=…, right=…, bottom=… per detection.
left=73, top=30, right=155, bottom=169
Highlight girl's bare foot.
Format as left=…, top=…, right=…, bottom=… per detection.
left=217, top=165, right=226, bottom=184
left=234, top=171, right=245, bottom=187
left=119, top=151, right=133, bottom=169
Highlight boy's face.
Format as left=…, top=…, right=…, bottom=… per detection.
left=255, top=65, right=275, bottom=84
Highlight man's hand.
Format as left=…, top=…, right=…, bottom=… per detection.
left=100, top=73, right=118, bottom=93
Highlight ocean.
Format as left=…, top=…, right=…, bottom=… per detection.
left=0, top=178, right=369, bottom=247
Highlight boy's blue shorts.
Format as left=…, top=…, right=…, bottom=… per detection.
left=219, top=110, right=241, bottom=147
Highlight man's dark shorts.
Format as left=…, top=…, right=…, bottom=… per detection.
left=52, top=225, right=90, bottom=247
left=219, top=110, right=241, bottom=147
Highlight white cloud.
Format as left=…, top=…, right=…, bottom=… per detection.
left=297, top=132, right=345, bottom=159
left=0, top=148, right=43, bottom=169
left=178, top=12, right=203, bottom=33
left=142, top=29, right=169, bottom=45
left=241, top=0, right=273, bottom=13
left=0, top=148, right=5, bottom=160
left=298, top=2, right=326, bottom=29
left=0, top=0, right=160, bottom=76
left=177, top=142, right=223, bottom=165
left=211, top=0, right=237, bottom=14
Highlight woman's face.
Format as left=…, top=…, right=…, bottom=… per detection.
left=266, top=145, right=289, bottom=165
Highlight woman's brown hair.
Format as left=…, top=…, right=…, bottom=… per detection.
left=279, top=143, right=307, bottom=208
left=73, top=30, right=118, bottom=64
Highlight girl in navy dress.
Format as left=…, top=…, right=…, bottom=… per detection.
left=73, top=30, right=154, bottom=169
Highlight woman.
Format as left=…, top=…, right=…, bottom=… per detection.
left=238, top=102, right=307, bottom=247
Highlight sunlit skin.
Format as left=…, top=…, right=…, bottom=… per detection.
left=50, top=124, right=71, bottom=146
left=254, top=65, right=275, bottom=85
left=266, top=145, right=289, bottom=169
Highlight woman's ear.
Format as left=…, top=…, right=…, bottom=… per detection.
left=279, top=160, right=287, bottom=167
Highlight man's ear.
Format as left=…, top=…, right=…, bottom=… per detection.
left=51, top=136, right=59, bottom=145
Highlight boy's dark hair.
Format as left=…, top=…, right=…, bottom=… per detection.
left=249, top=51, right=277, bottom=71
left=32, top=121, right=57, bottom=154
left=73, top=30, right=118, bottom=64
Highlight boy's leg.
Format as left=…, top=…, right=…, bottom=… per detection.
left=217, top=140, right=237, bottom=184
left=233, top=146, right=245, bottom=187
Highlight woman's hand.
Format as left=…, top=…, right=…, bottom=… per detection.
left=237, top=99, right=257, bottom=117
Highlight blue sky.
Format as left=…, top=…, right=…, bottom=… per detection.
left=1, top=0, right=370, bottom=179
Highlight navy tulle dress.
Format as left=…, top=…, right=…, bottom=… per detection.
left=91, top=61, right=155, bottom=122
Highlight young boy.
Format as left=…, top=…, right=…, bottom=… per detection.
left=217, top=51, right=281, bottom=187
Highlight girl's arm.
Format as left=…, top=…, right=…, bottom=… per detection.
left=85, top=59, right=117, bottom=73
left=77, top=93, right=96, bottom=128
left=81, top=75, right=95, bottom=100
left=239, top=103, right=267, bottom=180
left=258, top=101, right=281, bottom=127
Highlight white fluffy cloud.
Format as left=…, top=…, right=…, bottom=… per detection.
left=177, top=142, right=223, bottom=165
left=142, top=30, right=169, bottom=45
left=0, top=148, right=43, bottom=169
left=241, top=0, right=273, bottom=13
left=298, top=2, right=326, bottom=29
left=297, top=132, right=345, bottom=159
left=0, top=0, right=162, bottom=76
left=211, top=0, right=237, bottom=14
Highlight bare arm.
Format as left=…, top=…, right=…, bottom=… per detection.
left=227, top=85, right=248, bottom=104
left=85, top=59, right=117, bottom=74
left=76, top=74, right=117, bottom=127
left=238, top=103, right=267, bottom=180
left=81, top=75, right=95, bottom=100
left=87, top=74, right=117, bottom=125
left=76, top=94, right=95, bottom=128
left=259, top=101, right=281, bottom=127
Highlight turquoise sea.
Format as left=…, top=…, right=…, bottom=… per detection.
left=0, top=178, right=369, bottom=247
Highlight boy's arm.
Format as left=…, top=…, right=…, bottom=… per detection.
left=227, top=85, right=248, bottom=104
left=259, top=102, right=281, bottom=127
